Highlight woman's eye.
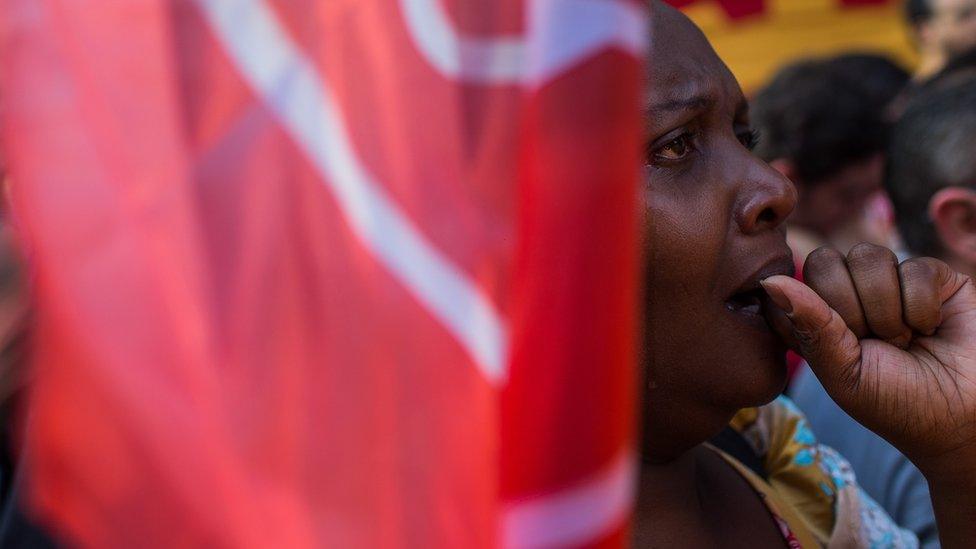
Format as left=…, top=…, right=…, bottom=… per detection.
left=653, top=133, right=694, bottom=162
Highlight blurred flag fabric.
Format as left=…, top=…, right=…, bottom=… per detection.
left=0, top=0, right=645, bottom=547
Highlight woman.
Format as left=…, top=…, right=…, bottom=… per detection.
left=637, top=3, right=976, bottom=546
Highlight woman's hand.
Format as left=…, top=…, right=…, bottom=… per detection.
left=762, top=243, right=976, bottom=546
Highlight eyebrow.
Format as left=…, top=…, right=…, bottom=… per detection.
left=648, top=94, right=715, bottom=114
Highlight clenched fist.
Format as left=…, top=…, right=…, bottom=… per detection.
left=762, top=243, right=976, bottom=546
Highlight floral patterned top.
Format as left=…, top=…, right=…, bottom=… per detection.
left=718, top=396, right=920, bottom=548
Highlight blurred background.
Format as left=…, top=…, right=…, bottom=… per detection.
left=672, top=0, right=917, bottom=93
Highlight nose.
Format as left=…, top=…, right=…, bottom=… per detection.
left=734, top=160, right=797, bottom=235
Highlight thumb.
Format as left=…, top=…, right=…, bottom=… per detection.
left=761, top=275, right=863, bottom=405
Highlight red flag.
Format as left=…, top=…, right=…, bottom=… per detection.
left=0, top=1, right=645, bottom=546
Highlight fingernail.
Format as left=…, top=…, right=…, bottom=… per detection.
left=760, top=280, right=793, bottom=314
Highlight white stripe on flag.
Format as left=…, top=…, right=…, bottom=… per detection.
left=399, top=0, right=524, bottom=82
left=502, top=450, right=636, bottom=548
left=524, top=0, right=647, bottom=87
left=398, top=0, right=647, bottom=86
left=196, top=0, right=509, bottom=384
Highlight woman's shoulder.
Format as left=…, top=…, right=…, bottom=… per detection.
left=730, top=396, right=920, bottom=548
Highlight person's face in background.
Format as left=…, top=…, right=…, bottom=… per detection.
left=921, top=0, right=976, bottom=60
left=784, top=153, right=884, bottom=239
left=642, top=3, right=797, bottom=461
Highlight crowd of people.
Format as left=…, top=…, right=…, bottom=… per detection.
left=0, top=0, right=976, bottom=547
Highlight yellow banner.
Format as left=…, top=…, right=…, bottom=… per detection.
left=677, top=0, right=917, bottom=92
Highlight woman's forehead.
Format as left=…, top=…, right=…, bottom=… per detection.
left=644, top=63, right=742, bottom=121
left=649, top=1, right=719, bottom=71
left=646, top=5, right=742, bottom=115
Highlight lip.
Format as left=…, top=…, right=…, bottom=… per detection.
left=724, top=253, right=796, bottom=323
left=730, top=253, right=796, bottom=296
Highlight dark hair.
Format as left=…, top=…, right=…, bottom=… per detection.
left=885, top=78, right=976, bottom=256
left=831, top=53, right=911, bottom=107
left=752, top=58, right=893, bottom=185
left=891, top=46, right=976, bottom=117
left=906, top=0, right=932, bottom=25
left=919, top=46, right=976, bottom=92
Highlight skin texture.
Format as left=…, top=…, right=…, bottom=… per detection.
left=637, top=5, right=796, bottom=545
left=640, top=2, right=976, bottom=546
left=763, top=255, right=976, bottom=547
left=641, top=4, right=796, bottom=464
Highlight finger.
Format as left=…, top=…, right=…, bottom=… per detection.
left=762, top=297, right=798, bottom=351
left=924, top=256, right=971, bottom=304
left=846, top=243, right=912, bottom=347
left=761, top=275, right=863, bottom=405
left=803, top=246, right=869, bottom=338
left=912, top=256, right=973, bottom=327
left=898, top=258, right=941, bottom=336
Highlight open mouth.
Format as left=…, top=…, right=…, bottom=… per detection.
left=725, top=287, right=766, bottom=317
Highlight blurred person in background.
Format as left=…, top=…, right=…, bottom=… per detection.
left=824, top=54, right=911, bottom=255
left=792, top=76, right=976, bottom=549
left=752, top=55, right=909, bottom=381
left=832, top=53, right=912, bottom=108
left=905, top=0, right=976, bottom=81
left=751, top=56, right=906, bottom=271
left=885, top=79, right=976, bottom=284
left=893, top=45, right=976, bottom=115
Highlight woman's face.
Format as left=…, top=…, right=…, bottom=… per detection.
left=643, top=4, right=797, bottom=460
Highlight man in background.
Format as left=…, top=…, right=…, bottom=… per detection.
left=751, top=56, right=906, bottom=267
left=906, top=0, right=976, bottom=81
left=884, top=80, right=976, bottom=279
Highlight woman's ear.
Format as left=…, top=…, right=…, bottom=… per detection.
left=929, top=187, right=976, bottom=265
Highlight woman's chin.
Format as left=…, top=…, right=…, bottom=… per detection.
left=716, top=341, right=788, bottom=410
left=743, top=350, right=789, bottom=406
